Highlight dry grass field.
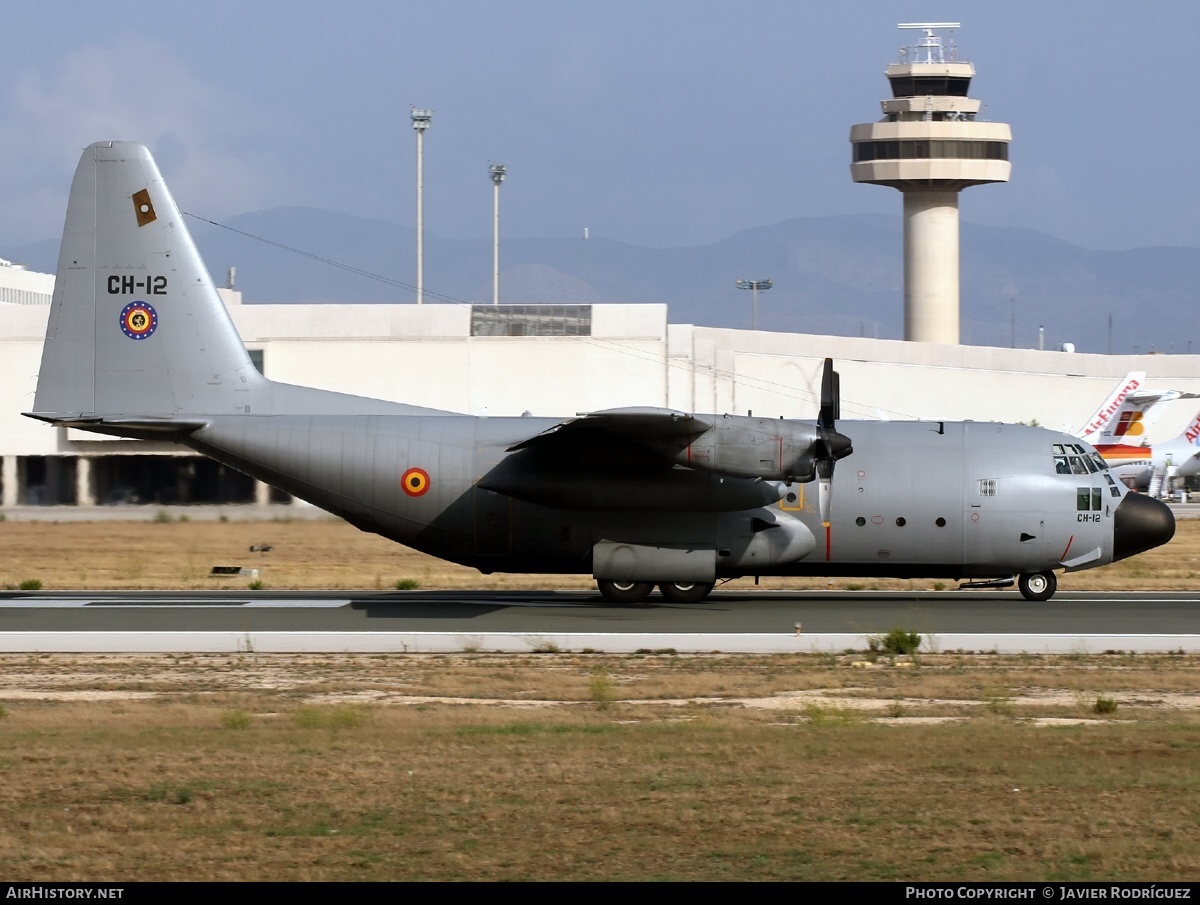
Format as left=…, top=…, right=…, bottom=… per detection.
left=0, top=512, right=1198, bottom=592
left=0, top=650, right=1199, bottom=881
left=0, top=515, right=1198, bottom=881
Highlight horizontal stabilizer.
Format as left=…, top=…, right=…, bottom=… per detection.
left=23, top=412, right=208, bottom=436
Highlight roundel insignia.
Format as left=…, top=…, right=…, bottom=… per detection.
left=401, top=467, right=431, bottom=497
left=120, top=301, right=158, bottom=340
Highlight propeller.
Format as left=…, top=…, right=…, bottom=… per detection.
left=814, top=358, right=854, bottom=526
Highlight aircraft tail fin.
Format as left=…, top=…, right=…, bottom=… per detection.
left=31, top=142, right=265, bottom=419
left=1076, top=371, right=1146, bottom=443
left=1180, top=409, right=1200, bottom=448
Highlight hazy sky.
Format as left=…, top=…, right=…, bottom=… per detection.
left=2, top=1, right=1197, bottom=253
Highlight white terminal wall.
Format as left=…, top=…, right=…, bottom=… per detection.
left=6, top=300, right=1200, bottom=461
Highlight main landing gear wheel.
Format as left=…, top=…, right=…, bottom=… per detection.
left=1018, top=571, right=1057, bottom=602
left=657, top=581, right=716, bottom=603
left=597, top=579, right=654, bottom=604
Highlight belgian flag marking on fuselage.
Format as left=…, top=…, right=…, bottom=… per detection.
left=401, top=467, right=431, bottom=497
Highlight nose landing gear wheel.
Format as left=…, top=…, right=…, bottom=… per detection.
left=1018, top=571, right=1057, bottom=602
left=597, top=579, right=654, bottom=604
left=657, top=581, right=716, bottom=603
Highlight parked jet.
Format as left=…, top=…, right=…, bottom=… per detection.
left=25, top=143, right=1176, bottom=602
left=1094, top=409, right=1200, bottom=493
left=1073, top=374, right=1200, bottom=491
left=1076, top=371, right=1147, bottom=444
left=1076, top=370, right=1200, bottom=444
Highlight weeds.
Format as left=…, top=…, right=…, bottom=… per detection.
left=292, top=704, right=369, bottom=730
left=221, top=709, right=253, bottom=730
left=589, top=667, right=616, bottom=709
left=153, top=510, right=173, bottom=523
left=17, top=579, right=42, bottom=591
left=394, top=578, right=420, bottom=590
left=804, top=703, right=859, bottom=726
left=983, top=687, right=1015, bottom=716
left=248, top=579, right=264, bottom=590
left=868, top=628, right=922, bottom=655
left=147, top=783, right=194, bottom=805
left=1094, top=696, right=1119, bottom=715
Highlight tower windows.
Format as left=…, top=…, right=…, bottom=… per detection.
left=853, top=140, right=1008, bottom=163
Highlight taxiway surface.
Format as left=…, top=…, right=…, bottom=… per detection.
left=0, top=589, right=1196, bottom=654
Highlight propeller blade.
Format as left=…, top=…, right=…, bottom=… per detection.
left=818, top=358, right=838, bottom=429
left=817, top=462, right=833, bottom=526
left=815, top=358, right=850, bottom=526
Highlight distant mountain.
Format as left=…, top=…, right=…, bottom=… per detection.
left=8, top=210, right=1199, bottom=354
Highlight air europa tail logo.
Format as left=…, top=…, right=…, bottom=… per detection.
left=1084, top=377, right=1142, bottom=435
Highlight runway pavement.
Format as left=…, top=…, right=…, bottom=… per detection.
left=0, top=588, right=1197, bottom=653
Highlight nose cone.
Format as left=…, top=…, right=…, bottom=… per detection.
left=1113, top=493, right=1176, bottom=562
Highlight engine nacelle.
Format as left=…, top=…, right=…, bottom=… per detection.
left=663, top=416, right=822, bottom=481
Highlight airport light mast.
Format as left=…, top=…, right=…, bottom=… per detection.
left=490, top=163, right=507, bottom=306
left=736, top=278, right=772, bottom=331
left=411, top=107, right=433, bottom=305
left=850, top=23, right=1011, bottom=344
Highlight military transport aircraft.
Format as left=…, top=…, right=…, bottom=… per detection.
left=24, top=143, right=1176, bottom=603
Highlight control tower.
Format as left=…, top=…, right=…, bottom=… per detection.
left=850, top=23, right=1011, bottom=344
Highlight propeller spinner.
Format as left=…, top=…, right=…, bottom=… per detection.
left=815, top=358, right=853, bottom=526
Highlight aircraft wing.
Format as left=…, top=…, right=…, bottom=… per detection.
left=508, top=407, right=713, bottom=452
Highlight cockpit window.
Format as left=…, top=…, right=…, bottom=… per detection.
left=1053, top=445, right=1109, bottom=475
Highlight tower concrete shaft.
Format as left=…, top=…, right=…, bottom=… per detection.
left=904, top=191, right=960, bottom=343
left=849, top=23, right=1011, bottom=344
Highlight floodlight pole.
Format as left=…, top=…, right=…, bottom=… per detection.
left=736, top=279, right=773, bottom=331
left=411, top=108, right=433, bottom=305
left=490, top=163, right=507, bottom=306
